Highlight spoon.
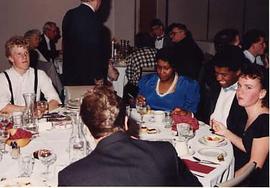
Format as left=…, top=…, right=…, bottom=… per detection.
left=192, top=156, right=220, bottom=165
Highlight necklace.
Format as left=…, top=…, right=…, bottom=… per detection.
left=156, top=73, right=178, bottom=97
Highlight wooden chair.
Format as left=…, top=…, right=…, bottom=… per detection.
left=215, top=162, right=257, bottom=187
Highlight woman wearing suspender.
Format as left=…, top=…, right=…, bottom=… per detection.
left=0, top=36, right=61, bottom=114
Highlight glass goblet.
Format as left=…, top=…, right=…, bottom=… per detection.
left=0, top=128, right=9, bottom=153
left=38, top=149, right=57, bottom=179
left=136, top=103, right=147, bottom=124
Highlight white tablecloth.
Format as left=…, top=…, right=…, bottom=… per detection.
left=0, top=109, right=234, bottom=187
left=112, top=64, right=127, bottom=98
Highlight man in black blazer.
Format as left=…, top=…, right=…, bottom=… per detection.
left=58, top=86, right=201, bottom=186
left=197, top=46, right=248, bottom=170
left=62, top=0, right=107, bottom=86
left=38, top=22, right=59, bottom=63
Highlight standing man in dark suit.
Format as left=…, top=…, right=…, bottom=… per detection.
left=38, top=22, right=59, bottom=63
left=58, top=86, right=201, bottom=186
left=62, top=0, right=107, bottom=86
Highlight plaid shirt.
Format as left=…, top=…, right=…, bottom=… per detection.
left=125, top=47, right=157, bottom=85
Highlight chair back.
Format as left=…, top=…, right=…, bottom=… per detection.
left=64, top=85, right=94, bottom=100
left=141, top=66, right=156, bottom=77
left=215, top=161, right=257, bottom=187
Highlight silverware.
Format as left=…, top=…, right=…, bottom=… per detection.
left=193, top=156, right=220, bottom=165
left=193, top=173, right=204, bottom=178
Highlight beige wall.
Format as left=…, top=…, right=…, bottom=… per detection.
left=0, top=0, right=136, bottom=72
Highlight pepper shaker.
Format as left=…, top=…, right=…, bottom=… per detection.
left=11, top=141, right=20, bottom=159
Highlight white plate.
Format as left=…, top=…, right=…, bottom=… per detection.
left=198, top=137, right=227, bottom=147
left=0, top=177, right=45, bottom=187
left=198, top=148, right=227, bottom=158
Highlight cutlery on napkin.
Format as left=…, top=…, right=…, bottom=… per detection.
left=192, top=156, right=220, bottom=165
left=183, top=159, right=216, bottom=174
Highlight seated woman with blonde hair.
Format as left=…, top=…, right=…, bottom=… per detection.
left=212, top=63, right=269, bottom=187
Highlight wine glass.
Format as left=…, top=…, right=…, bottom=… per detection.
left=177, top=123, right=195, bottom=142
left=0, top=128, right=9, bottom=154
left=38, top=149, right=57, bottom=179
left=136, top=102, right=147, bottom=124
left=0, top=115, right=11, bottom=153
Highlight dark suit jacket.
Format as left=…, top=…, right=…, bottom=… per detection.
left=173, top=36, right=204, bottom=80
left=62, top=4, right=107, bottom=86
left=58, top=131, right=201, bottom=186
left=38, top=34, right=58, bottom=62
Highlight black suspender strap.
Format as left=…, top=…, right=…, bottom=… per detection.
left=3, top=71, right=14, bottom=105
left=34, top=68, right=38, bottom=95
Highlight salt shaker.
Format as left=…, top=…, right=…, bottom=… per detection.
left=11, top=142, right=20, bottom=159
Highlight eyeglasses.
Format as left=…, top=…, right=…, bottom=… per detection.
left=170, top=31, right=184, bottom=36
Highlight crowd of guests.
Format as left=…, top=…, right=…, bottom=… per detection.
left=0, top=0, right=268, bottom=186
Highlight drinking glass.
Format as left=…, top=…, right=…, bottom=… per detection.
left=38, top=149, right=57, bottom=179
left=34, top=101, right=49, bottom=119
left=19, top=155, right=35, bottom=177
left=136, top=102, right=147, bottom=124
left=176, top=123, right=194, bottom=141
left=12, top=112, right=24, bottom=128
left=0, top=128, right=9, bottom=153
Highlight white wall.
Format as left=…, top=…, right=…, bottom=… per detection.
left=0, top=0, right=136, bottom=72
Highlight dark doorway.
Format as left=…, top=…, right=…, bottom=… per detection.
left=139, top=0, right=157, bottom=33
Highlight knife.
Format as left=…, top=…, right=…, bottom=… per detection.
left=193, top=156, right=220, bottom=165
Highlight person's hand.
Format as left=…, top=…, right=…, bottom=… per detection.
left=136, top=95, right=146, bottom=106
left=211, top=119, right=228, bottom=136
left=171, top=107, right=191, bottom=116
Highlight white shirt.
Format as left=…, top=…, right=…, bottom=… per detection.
left=243, top=50, right=264, bottom=66
left=44, top=34, right=51, bottom=51
left=82, top=2, right=95, bottom=12
left=155, top=37, right=164, bottom=50
left=0, top=67, right=61, bottom=110
left=210, top=83, right=238, bottom=127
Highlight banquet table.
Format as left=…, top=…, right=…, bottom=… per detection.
left=0, top=108, right=234, bottom=186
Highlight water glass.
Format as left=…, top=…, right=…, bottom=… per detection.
left=19, top=155, right=35, bottom=177
left=12, top=112, right=24, bottom=128
left=177, top=123, right=193, bottom=141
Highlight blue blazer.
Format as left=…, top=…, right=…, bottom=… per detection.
left=138, top=73, right=200, bottom=112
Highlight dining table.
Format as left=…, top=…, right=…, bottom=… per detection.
left=0, top=107, right=234, bottom=187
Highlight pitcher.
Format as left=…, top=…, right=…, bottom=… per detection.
left=23, top=93, right=36, bottom=129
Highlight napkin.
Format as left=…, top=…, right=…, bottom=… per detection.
left=182, top=159, right=215, bottom=174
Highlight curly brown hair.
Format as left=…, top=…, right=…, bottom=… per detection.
left=5, top=36, right=29, bottom=58
left=80, top=86, right=121, bottom=139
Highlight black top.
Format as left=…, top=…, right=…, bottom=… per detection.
left=236, top=113, right=269, bottom=187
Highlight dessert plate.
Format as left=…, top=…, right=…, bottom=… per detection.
left=0, top=177, right=45, bottom=187
left=198, top=135, right=227, bottom=147
left=198, top=148, right=227, bottom=158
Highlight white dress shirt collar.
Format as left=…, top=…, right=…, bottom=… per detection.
left=44, top=34, right=51, bottom=50
left=82, top=2, right=95, bottom=12
left=244, top=50, right=255, bottom=63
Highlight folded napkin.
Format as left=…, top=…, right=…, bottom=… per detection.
left=183, top=159, right=215, bottom=174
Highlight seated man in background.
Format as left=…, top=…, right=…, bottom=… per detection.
left=242, top=29, right=268, bottom=68
left=24, top=29, right=63, bottom=95
left=150, top=18, right=172, bottom=50
left=0, top=36, right=61, bottom=114
left=38, top=21, right=60, bottom=63
left=123, top=32, right=157, bottom=103
left=137, top=47, right=200, bottom=113
left=58, top=85, right=201, bottom=186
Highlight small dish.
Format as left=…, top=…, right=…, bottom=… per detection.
left=199, top=134, right=226, bottom=147
left=197, top=148, right=227, bottom=158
